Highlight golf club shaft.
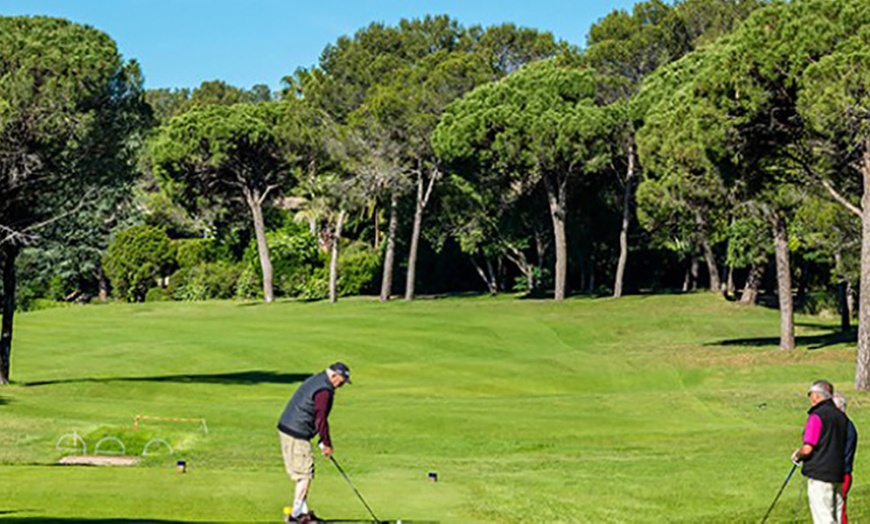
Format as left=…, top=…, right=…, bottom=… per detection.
left=761, top=463, right=798, bottom=523
left=330, top=455, right=381, bottom=523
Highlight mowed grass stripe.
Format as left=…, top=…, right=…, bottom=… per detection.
left=0, top=293, right=863, bottom=522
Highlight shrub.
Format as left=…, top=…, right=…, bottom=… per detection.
left=175, top=238, right=215, bottom=269
left=171, top=262, right=243, bottom=301
left=242, top=221, right=321, bottom=297
left=336, top=241, right=381, bottom=296
left=103, top=225, right=176, bottom=302
left=145, top=287, right=167, bottom=302
left=235, top=266, right=262, bottom=300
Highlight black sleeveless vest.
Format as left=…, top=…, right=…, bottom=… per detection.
left=802, top=399, right=847, bottom=483
left=277, top=372, right=334, bottom=440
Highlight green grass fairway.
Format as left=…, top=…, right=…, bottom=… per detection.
left=0, top=294, right=865, bottom=522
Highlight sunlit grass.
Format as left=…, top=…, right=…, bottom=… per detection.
left=0, top=293, right=863, bottom=522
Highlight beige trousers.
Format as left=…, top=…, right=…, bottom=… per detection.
left=279, top=431, right=314, bottom=481
left=807, top=477, right=844, bottom=524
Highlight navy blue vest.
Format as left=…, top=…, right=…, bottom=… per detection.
left=277, top=372, right=334, bottom=440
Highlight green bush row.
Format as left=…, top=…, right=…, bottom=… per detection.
left=102, top=223, right=381, bottom=303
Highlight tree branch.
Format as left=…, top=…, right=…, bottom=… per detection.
left=0, top=188, right=96, bottom=247
left=258, top=184, right=280, bottom=206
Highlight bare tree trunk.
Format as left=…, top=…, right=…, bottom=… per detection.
left=701, top=239, right=721, bottom=292
left=329, top=210, right=346, bottom=304
left=0, top=245, right=19, bottom=385
left=848, top=281, right=855, bottom=323
left=614, top=141, right=636, bottom=298
left=470, top=254, right=497, bottom=294
left=505, top=245, right=535, bottom=294
left=380, top=191, right=398, bottom=302
left=373, top=203, right=380, bottom=251
left=856, top=146, right=870, bottom=389
left=683, top=262, right=691, bottom=292
left=97, top=264, right=109, bottom=303
left=695, top=210, right=721, bottom=292
left=543, top=175, right=567, bottom=301
left=587, top=258, right=596, bottom=295
left=740, top=262, right=765, bottom=305
left=485, top=257, right=498, bottom=293
left=405, top=168, right=437, bottom=301
left=772, top=213, right=795, bottom=351
left=836, top=252, right=850, bottom=333
left=690, top=258, right=699, bottom=292
left=726, top=265, right=735, bottom=295
left=245, top=190, right=273, bottom=304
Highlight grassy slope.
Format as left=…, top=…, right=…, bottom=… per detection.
left=0, top=293, right=863, bottom=523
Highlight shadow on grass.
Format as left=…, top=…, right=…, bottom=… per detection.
left=711, top=327, right=856, bottom=351
left=23, top=370, right=311, bottom=388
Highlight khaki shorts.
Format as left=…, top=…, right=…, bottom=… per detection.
left=279, top=431, right=314, bottom=481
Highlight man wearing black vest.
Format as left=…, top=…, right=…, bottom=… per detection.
left=792, top=380, right=848, bottom=524
left=277, top=362, right=351, bottom=523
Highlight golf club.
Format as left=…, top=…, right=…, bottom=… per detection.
left=761, top=463, right=798, bottom=523
left=329, top=455, right=381, bottom=523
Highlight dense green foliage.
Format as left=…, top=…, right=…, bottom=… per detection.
left=8, top=0, right=870, bottom=383
left=102, top=225, right=175, bottom=302
left=0, top=15, right=149, bottom=382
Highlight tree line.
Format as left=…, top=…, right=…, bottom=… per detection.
left=2, top=0, right=869, bottom=386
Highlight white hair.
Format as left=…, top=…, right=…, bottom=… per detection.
left=809, top=381, right=833, bottom=400
left=833, top=392, right=847, bottom=412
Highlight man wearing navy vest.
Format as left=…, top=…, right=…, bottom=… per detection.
left=277, top=362, right=351, bottom=523
left=792, top=380, right=848, bottom=524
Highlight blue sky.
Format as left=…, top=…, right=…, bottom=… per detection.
left=0, top=1, right=639, bottom=92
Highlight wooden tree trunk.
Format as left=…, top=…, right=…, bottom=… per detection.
left=329, top=210, right=346, bottom=304
left=695, top=210, right=721, bottom=292
left=836, top=252, right=850, bottom=333
left=380, top=191, right=398, bottom=302
left=405, top=174, right=424, bottom=301
left=470, top=255, right=497, bottom=294
left=740, top=263, right=765, bottom=306
left=701, top=239, right=721, bottom=292
left=0, top=245, right=19, bottom=385
left=613, top=141, right=636, bottom=298
left=246, top=191, right=274, bottom=304
left=772, top=213, right=795, bottom=351
left=405, top=168, right=437, bottom=301
left=856, top=146, right=870, bottom=389
left=97, top=264, right=109, bottom=303
left=543, top=175, right=567, bottom=301
left=505, top=246, right=535, bottom=294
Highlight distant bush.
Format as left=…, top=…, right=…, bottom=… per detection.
left=145, top=287, right=167, bottom=302
left=175, top=238, right=215, bottom=269
left=296, top=241, right=381, bottom=300
left=170, top=262, right=243, bottom=301
left=336, top=241, right=381, bottom=296
left=242, top=221, right=321, bottom=298
left=798, top=289, right=840, bottom=316
left=234, top=266, right=262, bottom=300
left=103, top=226, right=176, bottom=302
left=25, top=299, right=74, bottom=311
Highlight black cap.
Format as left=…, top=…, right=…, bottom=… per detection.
left=329, top=362, right=351, bottom=384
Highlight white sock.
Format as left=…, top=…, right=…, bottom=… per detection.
left=292, top=501, right=305, bottom=518
left=301, top=500, right=309, bottom=514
